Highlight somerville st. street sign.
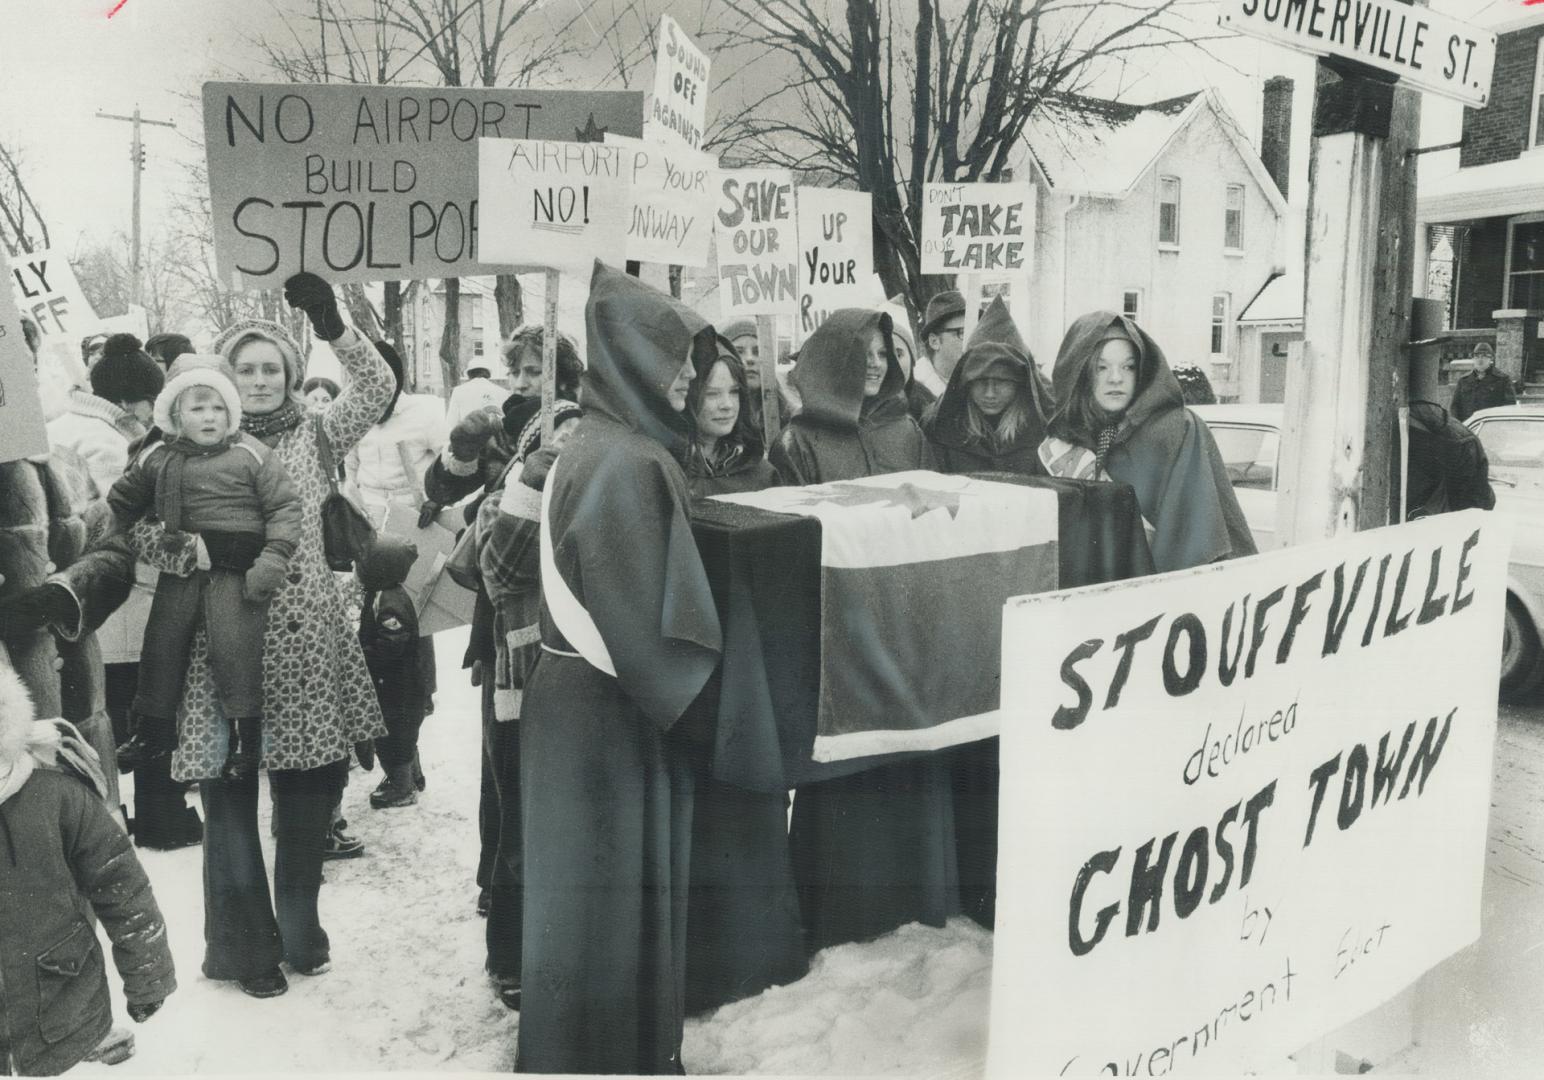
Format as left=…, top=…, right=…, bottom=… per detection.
left=1219, top=0, right=1497, bottom=108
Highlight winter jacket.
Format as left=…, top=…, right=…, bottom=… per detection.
left=0, top=453, right=134, bottom=727
left=1039, top=311, right=1255, bottom=573
left=923, top=297, right=1050, bottom=476
left=45, top=391, right=144, bottom=499
left=346, top=393, right=447, bottom=529
left=770, top=309, right=936, bottom=484
left=109, top=434, right=302, bottom=571
left=1451, top=367, right=1517, bottom=423
left=355, top=539, right=429, bottom=726
left=0, top=667, right=176, bottom=1077
left=687, top=445, right=780, bottom=498
left=446, top=375, right=507, bottom=427
left=128, top=327, right=394, bottom=780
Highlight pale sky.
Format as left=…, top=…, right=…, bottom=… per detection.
left=0, top=0, right=1503, bottom=263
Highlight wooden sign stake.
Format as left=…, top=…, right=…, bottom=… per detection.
left=756, top=315, right=781, bottom=447
left=542, top=268, right=559, bottom=442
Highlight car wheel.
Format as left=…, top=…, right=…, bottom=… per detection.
left=1499, top=595, right=1544, bottom=703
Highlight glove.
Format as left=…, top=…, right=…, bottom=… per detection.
left=244, top=552, right=289, bottom=603
left=520, top=446, right=560, bottom=492
left=283, top=272, right=346, bottom=341
left=417, top=501, right=441, bottom=530
left=448, top=409, right=500, bottom=462
left=127, top=999, right=163, bottom=1024
left=0, top=583, right=77, bottom=645
left=194, top=534, right=212, bottom=572
left=354, top=740, right=376, bottom=771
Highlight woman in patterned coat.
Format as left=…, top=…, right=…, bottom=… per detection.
left=128, top=274, right=393, bottom=999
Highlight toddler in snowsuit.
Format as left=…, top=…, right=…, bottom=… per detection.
left=0, top=665, right=176, bottom=1075
left=108, top=357, right=302, bottom=782
left=355, top=535, right=430, bottom=808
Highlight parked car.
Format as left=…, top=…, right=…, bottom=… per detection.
left=1192, top=403, right=1544, bottom=701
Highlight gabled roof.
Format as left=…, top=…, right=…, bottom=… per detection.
left=1025, top=88, right=1288, bottom=216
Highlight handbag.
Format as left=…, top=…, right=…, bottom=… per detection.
left=314, top=413, right=377, bottom=571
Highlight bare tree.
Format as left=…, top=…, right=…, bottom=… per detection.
left=713, top=0, right=1230, bottom=315
left=73, top=233, right=195, bottom=338
left=0, top=140, right=51, bottom=257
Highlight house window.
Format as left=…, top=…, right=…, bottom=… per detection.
left=1158, top=176, right=1181, bottom=246
left=1507, top=215, right=1544, bottom=312
left=468, top=296, right=484, bottom=330
left=1122, top=289, right=1142, bottom=322
left=1531, top=37, right=1544, bottom=150
left=1210, top=293, right=1231, bottom=355
left=1224, top=184, right=1244, bottom=250
left=473, top=339, right=485, bottom=357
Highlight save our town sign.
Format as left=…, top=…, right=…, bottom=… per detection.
left=1219, top=0, right=1497, bottom=108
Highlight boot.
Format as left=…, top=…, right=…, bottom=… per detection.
left=412, top=750, right=426, bottom=792
left=115, top=713, right=176, bottom=774
left=220, top=719, right=262, bottom=782
left=369, top=763, right=417, bottom=808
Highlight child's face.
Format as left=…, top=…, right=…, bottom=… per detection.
left=176, top=387, right=231, bottom=446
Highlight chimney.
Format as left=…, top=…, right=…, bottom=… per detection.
left=1260, top=75, right=1293, bottom=200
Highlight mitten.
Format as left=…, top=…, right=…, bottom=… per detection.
left=416, top=501, right=441, bottom=530
left=149, top=527, right=201, bottom=578
left=283, top=272, right=346, bottom=341
left=448, top=409, right=500, bottom=462
left=0, top=583, right=77, bottom=645
left=355, top=740, right=376, bottom=771
left=127, top=999, right=163, bottom=1023
left=520, top=446, right=560, bottom=492
left=244, top=551, right=289, bottom=602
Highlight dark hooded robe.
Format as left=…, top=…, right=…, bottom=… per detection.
left=770, top=310, right=936, bottom=484
left=764, top=313, right=958, bottom=952
left=924, top=297, right=1051, bottom=476
left=1039, top=312, right=1255, bottom=574
left=517, top=263, right=723, bottom=1075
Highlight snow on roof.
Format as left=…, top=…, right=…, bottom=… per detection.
left=1025, top=89, right=1287, bottom=214
left=1237, top=271, right=1303, bottom=325
left=1026, top=93, right=1198, bottom=199
left=1419, top=153, right=1544, bottom=222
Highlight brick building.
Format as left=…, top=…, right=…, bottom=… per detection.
left=1416, top=7, right=1544, bottom=387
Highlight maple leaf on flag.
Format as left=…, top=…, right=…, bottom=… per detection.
left=781, top=481, right=962, bottom=520
left=575, top=114, right=609, bottom=143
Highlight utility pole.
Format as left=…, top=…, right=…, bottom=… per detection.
left=96, top=106, right=176, bottom=308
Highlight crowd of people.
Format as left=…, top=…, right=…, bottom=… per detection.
left=0, top=261, right=1253, bottom=1076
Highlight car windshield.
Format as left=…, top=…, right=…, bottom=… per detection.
left=1473, top=418, right=1544, bottom=474
left=1210, top=425, right=1279, bottom=491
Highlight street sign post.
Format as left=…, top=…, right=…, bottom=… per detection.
left=1218, top=0, right=1496, bottom=108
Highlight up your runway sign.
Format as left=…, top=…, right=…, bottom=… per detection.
left=1219, top=0, right=1497, bottom=108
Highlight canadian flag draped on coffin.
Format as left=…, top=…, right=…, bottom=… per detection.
left=712, top=471, right=1058, bottom=762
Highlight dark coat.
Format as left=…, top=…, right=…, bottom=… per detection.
left=1451, top=367, right=1516, bottom=422
left=1042, top=311, right=1256, bottom=573
left=0, top=671, right=176, bottom=1077
left=770, top=309, right=935, bottom=484
left=517, top=263, right=722, bottom=1075
left=923, top=297, right=1050, bottom=476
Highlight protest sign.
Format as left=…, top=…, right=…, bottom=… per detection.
left=8, top=247, right=99, bottom=342
left=1218, top=0, right=1495, bottom=108
left=988, top=511, right=1508, bottom=1076
left=0, top=247, right=51, bottom=463
left=920, top=182, right=1035, bottom=276
left=477, top=139, right=631, bottom=276
left=795, top=187, right=872, bottom=336
left=715, top=168, right=799, bottom=319
left=606, top=134, right=717, bottom=267
left=645, top=14, right=710, bottom=150
left=202, top=82, right=642, bottom=289
left=95, top=305, right=150, bottom=341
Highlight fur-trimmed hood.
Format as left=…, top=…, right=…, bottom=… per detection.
left=0, top=663, right=32, bottom=769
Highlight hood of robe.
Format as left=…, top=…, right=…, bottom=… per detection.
left=1049, top=310, right=1184, bottom=442
left=583, top=261, right=718, bottom=458
left=788, top=308, right=907, bottom=431
left=928, top=297, right=1049, bottom=450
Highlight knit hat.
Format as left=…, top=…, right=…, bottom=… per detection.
left=154, top=354, right=243, bottom=435
left=718, top=319, right=757, bottom=344
left=90, top=333, right=165, bottom=404
left=922, top=290, right=966, bottom=339
left=212, top=319, right=306, bottom=393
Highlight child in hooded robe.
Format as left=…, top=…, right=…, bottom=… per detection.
left=685, top=338, right=780, bottom=497
left=0, top=666, right=176, bottom=1075
left=770, top=309, right=935, bottom=484
left=108, top=357, right=304, bottom=782
left=924, top=297, right=1050, bottom=475
left=1038, top=311, right=1255, bottom=573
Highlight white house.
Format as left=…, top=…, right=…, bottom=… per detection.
left=1017, top=88, right=1289, bottom=399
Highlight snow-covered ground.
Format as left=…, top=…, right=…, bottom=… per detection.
left=73, top=628, right=1542, bottom=1076
left=76, top=627, right=992, bottom=1076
